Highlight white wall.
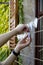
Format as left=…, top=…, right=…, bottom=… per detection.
left=23, top=0, right=35, bottom=23
left=21, top=0, right=36, bottom=65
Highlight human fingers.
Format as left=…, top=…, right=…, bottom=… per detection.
left=23, top=24, right=30, bottom=32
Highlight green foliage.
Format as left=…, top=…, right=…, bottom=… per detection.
left=18, top=0, right=24, bottom=24
left=0, top=4, right=9, bottom=34
left=0, top=45, right=10, bottom=61
left=18, top=55, right=23, bottom=65
left=0, top=2, right=10, bottom=61
left=0, top=0, right=9, bottom=2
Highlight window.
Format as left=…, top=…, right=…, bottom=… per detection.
left=9, top=0, right=19, bottom=50
left=35, top=0, right=43, bottom=65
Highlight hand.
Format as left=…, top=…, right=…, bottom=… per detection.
left=14, top=35, right=31, bottom=53
left=15, top=24, right=29, bottom=34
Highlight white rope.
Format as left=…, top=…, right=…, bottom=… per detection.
left=15, top=60, right=22, bottom=65
left=14, top=53, right=43, bottom=65
left=30, top=45, right=43, bottom=48
left=20, top=53, right=43, bottom=62
left=14, top=29, right=43, bottom=38
left=38, top=16, right=43, bottom=20
left=39, top=48, right=43, bottom=52
left=34, top=30, right=43, bottom=34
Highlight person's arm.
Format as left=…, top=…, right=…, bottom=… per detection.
left=0, top=24, right=29, bottom=47
left=0, top=62, right=2, bottom=65
left=1, top=53, right=17, bottom=65
left=0, top=28, right=17, bottom=47
left=1, top=35, right=31, bottom=65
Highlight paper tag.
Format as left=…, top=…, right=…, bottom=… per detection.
left=33, top=18, right=38, bottom=28
left=27, top=18, right=38, bottom=30
left=17, top=33, right=27, bottom=40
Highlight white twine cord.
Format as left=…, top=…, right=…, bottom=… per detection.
left=30, top=45, right=43, bottom=48
left=14, top=16, right=43, bottom=37
left=39, top=48, right=43, bottom=52
left=14, top=29, right=43, bottom=37
left=15, top=60, right=22, bottom=65
left=38, top=16, right=43, bottom=20
left=34, top=30, right=43, bottom=34
left=14, top=53, right=43, bottom=65
left=20, top=53, right=43, bottom=62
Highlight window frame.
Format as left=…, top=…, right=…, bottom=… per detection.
left=35, top=0, right=43, bottom=65
left=10, top=0, right=19, bottom=50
